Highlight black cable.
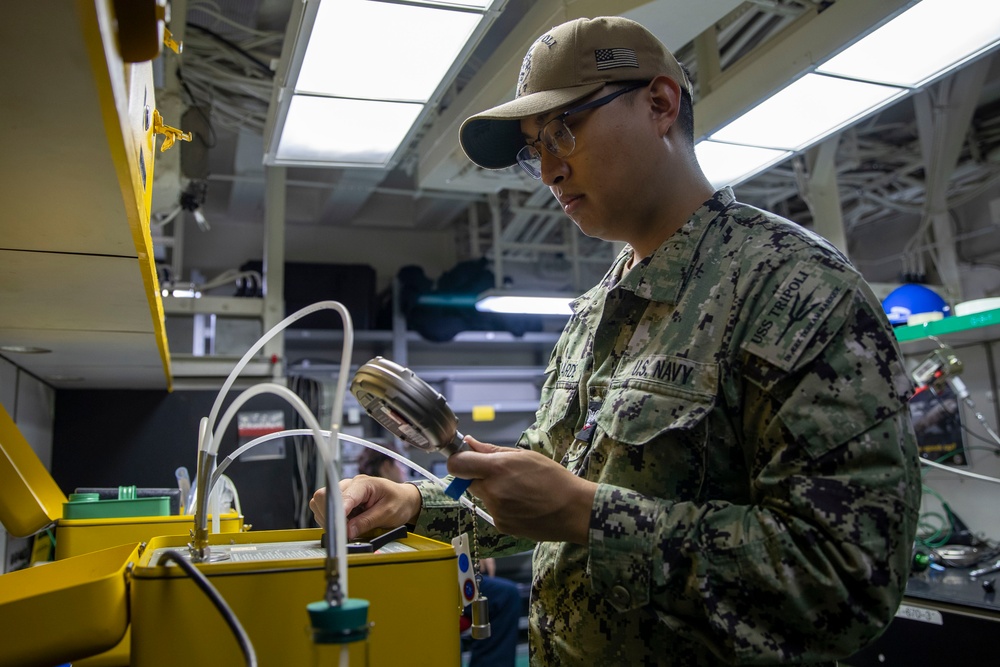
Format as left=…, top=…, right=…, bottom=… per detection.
left=175, top=68, right=218, bottom=148
left=187, top=23, right=274, bottom=77
left=161, top=550, right=258, bottom=667
left=289, top=375, right=324, bottom=527
left=290, top=375, right=308, bottom=527
left=928, top=387, right=1000, bottom=451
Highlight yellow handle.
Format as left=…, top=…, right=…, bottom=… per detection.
left=163, top=27, right=183, bottom=55
left=152, top=109, right=192, bottom=152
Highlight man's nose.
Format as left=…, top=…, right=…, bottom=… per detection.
left=539, top=149, right=568, bottom=185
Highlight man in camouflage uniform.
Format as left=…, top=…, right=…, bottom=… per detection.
left=313, top=15, right=920, bottom=666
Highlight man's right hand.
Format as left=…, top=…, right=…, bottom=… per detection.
left=309, top=475, right=422, bottom=540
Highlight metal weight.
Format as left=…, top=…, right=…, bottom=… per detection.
left=470, top=595, right=491, bottom=640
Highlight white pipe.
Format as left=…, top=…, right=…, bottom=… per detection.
left=920, top=457, right=1000, bottom=485
left=195, top=300, right=355, bottom=605
left=203, top=383, right=347, bottom=596
left=214, top=428, right=495, bottom=527
left=201, top=300, right=350, bottom=457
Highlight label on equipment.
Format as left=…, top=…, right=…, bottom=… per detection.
left=452, top=533, right=478, bottom=608
left=895, top=604, right=943, bottom=625
left=377, top=406, right=431, bottom=448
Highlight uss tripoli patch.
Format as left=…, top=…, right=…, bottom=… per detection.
left=742, top=259, right=853, bottom=371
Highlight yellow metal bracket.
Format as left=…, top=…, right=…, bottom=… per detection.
left=152, top=109, right=192, bottom=152
left=163, top=27, right=182, bottom=55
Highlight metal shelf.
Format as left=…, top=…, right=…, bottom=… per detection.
left=283, top=329, right=560, bottom=348
left=895, top=308, right=1000, bottom=352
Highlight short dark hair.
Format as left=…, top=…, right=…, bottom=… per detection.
left=357, top=445, right=397, bottom=478
left=676, top=88, right=694, bottom=146
left=617, top=79, right=695, bottom=147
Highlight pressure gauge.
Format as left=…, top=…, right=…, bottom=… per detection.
left=350, top=357, right=471, bottom=498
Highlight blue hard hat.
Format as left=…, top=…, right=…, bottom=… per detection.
left=881, top=284, right=950, bottom=325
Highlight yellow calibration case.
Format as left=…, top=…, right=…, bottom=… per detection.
left=0, top=542, right=142, bottom=667
left=0, top=405, right=243, bottom=667
left=130, top=528, right=461, bottom=666
left=3, top=401, right=462, bottom=666
left=0, top=404, right=243, bottom=562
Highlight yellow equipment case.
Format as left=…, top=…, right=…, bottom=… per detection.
left=2, top=404, right=461, bottom=666
left=130, top=528, right=461, bottom=666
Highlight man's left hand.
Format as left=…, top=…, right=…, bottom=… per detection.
left=447, top=436, right=597, bottom=544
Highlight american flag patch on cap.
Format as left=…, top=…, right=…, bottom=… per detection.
left=595, top=48, right=638, bottom=70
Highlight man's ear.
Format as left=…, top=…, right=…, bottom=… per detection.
left=648, top=75, right=682, bottom=137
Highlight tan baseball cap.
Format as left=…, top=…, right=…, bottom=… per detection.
left=459, top=16, right=692, bottom=170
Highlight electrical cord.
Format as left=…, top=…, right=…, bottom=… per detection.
left=161, top=268, right=263, bottom=297
left=178, top=19, right=278, bottom=134
left=189, top=2, right=279, bottom=40
left=919, top=471, right=999, bottom=562
left=925, top=386, right=1000, bottom=450
left=175, top=67, right=218, bottom=148
left=289, top=374, right=323, bottom=528
left=161, top=549, right=257, bottom=667
left=917, top=485, right=952, bottom=549
left=920, top=457, right=1000, bottom=485
left=187, top=23, right=274, bottom=77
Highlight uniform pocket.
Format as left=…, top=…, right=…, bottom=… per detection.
left=536, top=382, right=579, bottom=434
left=599, top=353, right=718, bottom=446
left=594, top=380, right=717, bottom=498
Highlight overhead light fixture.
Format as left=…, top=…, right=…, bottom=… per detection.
left=474, top=290, right=575, bottom=316
left=277, top=96, right=423, bottom=164
left=708, top=74, right=906, bottom=151
left=816, top=0, right=1000, bottom=88
left=161, top=287, right=202, bottom=299
left=0, top=345, right=52, bottom=354
left=265, top=0, right=499, bottom=168
left=695, top=142, right=791, bottom=190
left=696, top=0, right=1000, bottom=188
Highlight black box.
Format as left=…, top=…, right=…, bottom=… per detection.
left=242, top=261, right=377, bottom=330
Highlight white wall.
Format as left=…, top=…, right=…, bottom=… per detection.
left=0, top=356, right=57, bottom=572
left=0, top=357, right=15, bottom=417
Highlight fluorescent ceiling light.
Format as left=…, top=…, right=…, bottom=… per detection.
left=0, top=345, right=51, bottom=354
left=297, top=0, right=481, bottom=102
left=475, top=290, right=575, bottom=316
left=695, top=141, right=791, bottom=188
left=164, top=289, right=201, bottom=299
left=423, top=0, right=494, bottom=7
left=695, top=0, right=1000, bottom=186
left=710, top=74, right=906, bottom=151
left=265, top=0, right=497, bottom=167
left=817, top=0, right=1000, bottom=88
left=277, top=96, right=423, bottom=165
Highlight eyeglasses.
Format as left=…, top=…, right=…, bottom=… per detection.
left=515, top=82, right=648, bottom=179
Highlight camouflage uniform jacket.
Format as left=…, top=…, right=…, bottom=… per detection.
left=414, top=188, right=920, bottom=666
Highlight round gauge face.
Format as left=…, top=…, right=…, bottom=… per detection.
left=350, top=357, right=459, bottom=453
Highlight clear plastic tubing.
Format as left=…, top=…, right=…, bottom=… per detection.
left=196, top=300, right=354, bottom=603
left=214, top=428, right=496, bottom=527
left=200, top=300, right=353, bottom=458
left=203, top=383, right=348, bottom=596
